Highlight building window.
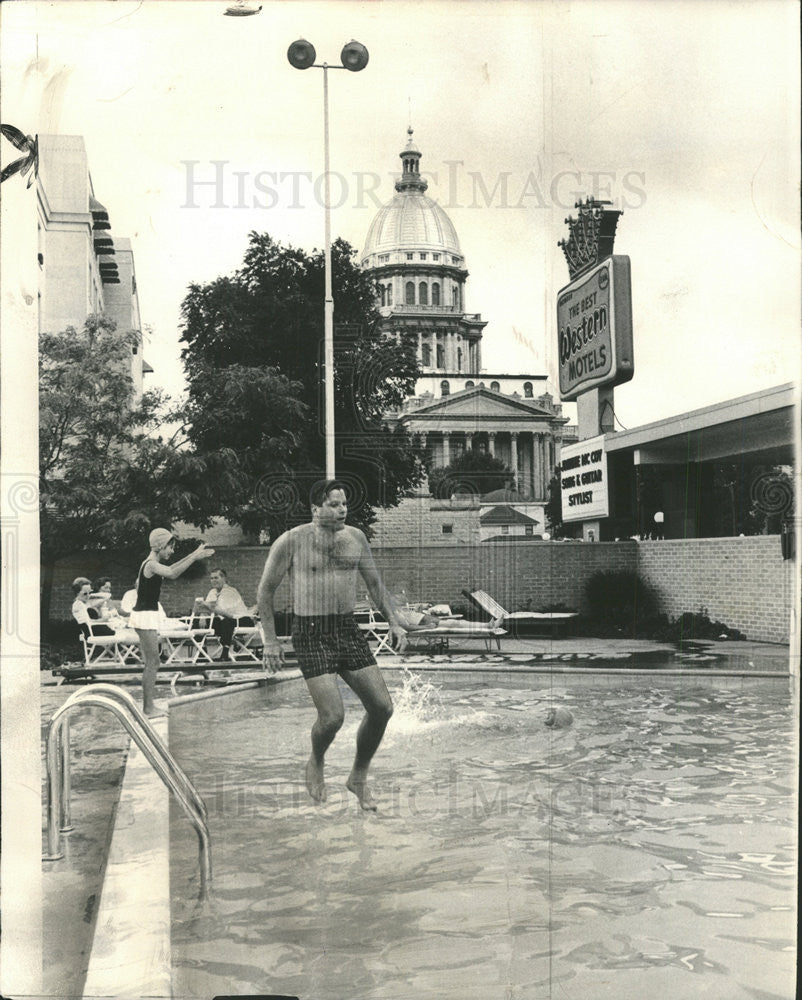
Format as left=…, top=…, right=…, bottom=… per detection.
left=524, top=381, right=533, bottom=398
left=387, top=283, right=393, bottom=306
left=442, top=524, right=453, bottom=534
left=465, top=380, right=474, bottom=389
left=490, top=381, right=500, bottom=392
left=457, top=347, right=463, bottom=370
left=452, top=286, right=459, bottom=308
left=433, top=253, right=440, bottom=261
left=525, top=525, right=534, bottom=536
left=420, top=253, right=427, bottom=260
left=436, top=343, right=445, bottom=368
left=405, top=281, right=415, bottom=304
left=419, top=282, right=428, bottom=305
left=406, top=252, right=414, bottom=260
left=501, top=525, right=510, bottom=535
left=432, top=282, right=440, bottom=306
left=421, top=343, right=431, bottom=366
left=440, top=380, right=450, bottom=395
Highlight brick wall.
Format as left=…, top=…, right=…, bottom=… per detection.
left=50, top=535, right=792, bottom=643
left=636, top=536, right=792, bottom=644
left=370, top=495, right=481, bottom=546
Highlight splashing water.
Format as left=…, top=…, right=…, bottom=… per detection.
left=392, top=668, right=445, bottom=731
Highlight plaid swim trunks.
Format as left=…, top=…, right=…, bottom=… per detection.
left=291, top=613, right=377, bottom=680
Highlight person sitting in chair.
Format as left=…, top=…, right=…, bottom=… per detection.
left=198, top=568, right=256, bottom=661
left=71, top=577, right=114, bottom=638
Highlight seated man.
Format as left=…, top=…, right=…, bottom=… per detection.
left=71, top=577, right=114, bottom=639
left=198, top=568, right=256, bottom=660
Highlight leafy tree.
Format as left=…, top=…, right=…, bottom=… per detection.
left=427, top=448, right=513, bottom=499
left=39, top=315, right=242, bottom=617
left=179, top=232, right=424, bottom=534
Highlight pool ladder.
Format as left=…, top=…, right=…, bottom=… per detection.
left=44, top=683, right=212, bottom=898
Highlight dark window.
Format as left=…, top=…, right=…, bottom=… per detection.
left=405, top=281, right=415, bottom=304
left=422, top=343, right=431, bottom=366
left=432, top=282, right=440, bottom=306
left=524, top=382, right=533, bottom=398
left=387, top=283, right=393, bottom=306
left=490, top=381, right=500, bottom=392
left=442, top=524, right=453, bottom=534
left=465, top=380, right=475, bottom=389
left=419, top=282, right=428, bottom=305
left=440, top=380, right=450, bottom=396
left=436, top=344, right=445, bottom=367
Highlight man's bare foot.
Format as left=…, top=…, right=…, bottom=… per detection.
left=305, top=756, right=327, bottom=803
left=346, top=773, right=378, bottom=811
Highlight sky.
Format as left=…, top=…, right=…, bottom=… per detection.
left=2, top=0, right=800, bottom=430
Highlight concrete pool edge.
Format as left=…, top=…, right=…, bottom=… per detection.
left=81, top=662, right=795, bottom=998
left=80, top=674, right=298, bottom=1000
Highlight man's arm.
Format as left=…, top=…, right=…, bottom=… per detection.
left=357, top=533, right=408, bottom=651
left=257, top=532, right=292, bottom=671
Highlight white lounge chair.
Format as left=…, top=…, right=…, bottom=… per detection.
left=463, top=590, right=578, bottom=635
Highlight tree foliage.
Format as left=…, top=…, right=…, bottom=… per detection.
left=179, top=232, right=424, bottom=534
left=39, top=315, right=241, bottom=570
left=427, top=448, right=513, bottom=499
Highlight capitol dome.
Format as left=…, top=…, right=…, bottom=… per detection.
left=360, top=129, right=463, bottom=266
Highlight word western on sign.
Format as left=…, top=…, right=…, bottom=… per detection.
left=560, top=434, right=609, bottom=521
left=556, top=255, right=634, bottom=401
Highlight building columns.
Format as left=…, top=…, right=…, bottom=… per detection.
left=442, top=430, right=451, bottom=466
left=488, top=432, right=496, bottom=457
left=510, top=432, right=519, bottom=488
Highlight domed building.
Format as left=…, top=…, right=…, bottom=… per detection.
left=360, top=128, right=487, bottom=375
left=362, top=131, right=572, bottom=545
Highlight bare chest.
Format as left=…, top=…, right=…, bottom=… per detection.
left=296, top=534, right=361, bottom=575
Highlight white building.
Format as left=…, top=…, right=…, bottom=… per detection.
left=362, top=131, right=572, bottom=543
left=36, top=135, right=151, bottom=397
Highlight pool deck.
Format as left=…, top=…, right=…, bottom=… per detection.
left=43, top=636, right=795, bottom=999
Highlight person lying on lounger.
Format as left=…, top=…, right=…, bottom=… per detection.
left=391, top=598, right=502, bottom=632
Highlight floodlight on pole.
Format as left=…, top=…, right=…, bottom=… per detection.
left=223, top=1, right=262, bottom=15
left=287, top=38, right=369, bottom=480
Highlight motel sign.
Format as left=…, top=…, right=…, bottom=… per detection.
left=556, top=255, right=634, bottom=402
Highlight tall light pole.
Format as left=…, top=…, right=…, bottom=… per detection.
left=288, top=38, right=369, bottom=479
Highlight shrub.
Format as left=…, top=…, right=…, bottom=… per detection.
left=584, top=570, right=658, bottom=634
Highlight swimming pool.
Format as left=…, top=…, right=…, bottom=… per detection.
left=167, top=669, right=797, bottom=1000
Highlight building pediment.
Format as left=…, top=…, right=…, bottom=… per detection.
left=401, top=387, right=557, bottom=423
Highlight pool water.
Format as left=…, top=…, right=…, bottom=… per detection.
left=169, top=671, right=797, bottom=1000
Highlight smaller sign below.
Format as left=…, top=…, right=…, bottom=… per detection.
left=559, top=434, right=609, bottom=522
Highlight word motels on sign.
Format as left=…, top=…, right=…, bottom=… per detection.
left=556, top=255, right=634, bottom=402
left=559, top=435, right=609, bottom=521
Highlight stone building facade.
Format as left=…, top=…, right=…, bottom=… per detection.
left=360, top=130, right=571, bottom=543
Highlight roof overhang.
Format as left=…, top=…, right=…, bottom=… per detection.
left=604, top=383, right=795, bottom=466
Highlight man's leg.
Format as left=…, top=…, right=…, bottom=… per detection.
left=136, top=629, right=162, bottom=715
left=304, top=673, right=345, bottom=803
left=214, top=616, right=236, bottom=660
left=340, top=664, right=394, bottom=811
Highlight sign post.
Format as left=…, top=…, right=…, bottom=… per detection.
left=556, top=199, right=634, bottom=540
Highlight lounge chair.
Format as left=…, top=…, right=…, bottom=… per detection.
left=355, top=604, right=506, bottom=655
left=463, top=590, right=578, bottom=636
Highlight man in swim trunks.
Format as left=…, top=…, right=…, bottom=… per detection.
left=257, top=480, right=407, bottom=810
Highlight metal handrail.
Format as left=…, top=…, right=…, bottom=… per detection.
left=61, top=683, right=208, bottom=823
left=44, top=690, right=212, bottom=898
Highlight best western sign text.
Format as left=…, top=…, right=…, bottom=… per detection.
left=556, top=256, right=634, bottom=401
